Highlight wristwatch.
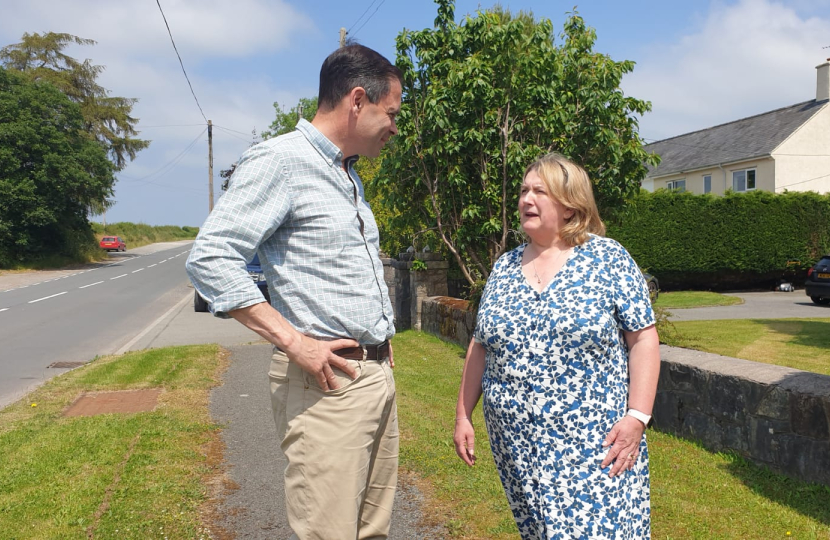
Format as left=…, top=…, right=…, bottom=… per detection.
left=626, top=408, right=652, bottom=427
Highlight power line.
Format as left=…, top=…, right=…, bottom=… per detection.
left=351, top=0, right=387, bottom=38
left=214, top=125, right=256, bottom=144
left=119, top=127, right=207, bottom=183
left=774, top=171, right=830, bottom=191
left=348, top=0, right=380, bottom=34
left=213, top=124, right=255, bottom=138
left=138, top=124, right=206, bottom=129
left=155, top=0, right=208, bottom=123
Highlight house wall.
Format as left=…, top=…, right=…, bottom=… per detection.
left=773, top=103, right=830, bottom=194
left=647, top=157, right=776, bottom=195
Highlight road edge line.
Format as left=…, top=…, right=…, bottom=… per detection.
left=116, top=291, right=192, bottom=355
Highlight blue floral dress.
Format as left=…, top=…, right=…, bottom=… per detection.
left=474, top=235, right=655, bottom=539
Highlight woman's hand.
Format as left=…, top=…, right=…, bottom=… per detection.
left=453, top=418, right=477, bottom=466
left=601, top=415, right=645, bottom=477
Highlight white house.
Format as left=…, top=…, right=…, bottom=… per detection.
left=642, top=60, right=830, bottom=196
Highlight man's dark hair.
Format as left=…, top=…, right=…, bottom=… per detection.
left=318, top=44, right=403, bottom=110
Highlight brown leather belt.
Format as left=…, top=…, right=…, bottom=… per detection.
left=333, top=341, right=390, bottom=361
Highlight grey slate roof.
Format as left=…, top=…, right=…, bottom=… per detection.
left=644, top=99, right=828, bottom=178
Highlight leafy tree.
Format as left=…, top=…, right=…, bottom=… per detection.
left=378, top=0, right=658, bottom=286
left=262, top=97, right=318, bottom=140
left=0, top=32, right=150, bottom=179
left=0, top=68, right=115, bottom=266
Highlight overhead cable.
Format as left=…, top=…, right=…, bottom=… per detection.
left=155, top=0, right=208, bottom=123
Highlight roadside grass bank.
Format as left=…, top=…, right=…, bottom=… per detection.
left=0, top=345, right=224, bottom=539
left=654, top=291, right=744, bottom=309
left=661, top=317, right=830, bottom=376
left=393, top=330, right=830, bottom=539
left=0, top=223, right=198, bottom=272
left=92, top=222, right=199, bottom=251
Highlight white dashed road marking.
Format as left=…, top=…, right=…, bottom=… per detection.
left=110, top=274, right=128, bottom=280
left=79, top=281, right=104, bottom=289
left=29, top=292, right=67, bottom=304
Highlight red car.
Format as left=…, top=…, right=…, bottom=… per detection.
left=100, top=236, right=127, bottom=252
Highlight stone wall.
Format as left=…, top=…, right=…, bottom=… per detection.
left=655, top=347, right=830, bottom=486
left=416, top=297, right=830, bottom=487
left=421, top=296, right=476, bottom=348
left=383, top=252, right=447, bottom=331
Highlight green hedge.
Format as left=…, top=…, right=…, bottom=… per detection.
left=607, top=190, right=830, bottom=290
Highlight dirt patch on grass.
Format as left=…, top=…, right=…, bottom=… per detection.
left=199, top=347, right=237, bottom=540
left=63, top=389, right=164, bottom=417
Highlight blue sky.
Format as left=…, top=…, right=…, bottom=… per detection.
left=2, top=0, right=829, bottom=227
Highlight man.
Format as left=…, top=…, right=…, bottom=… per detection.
left=186, top=44, right=402, bottom=540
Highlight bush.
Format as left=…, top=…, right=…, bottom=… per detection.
left=607, top=190, right=830, bottom=290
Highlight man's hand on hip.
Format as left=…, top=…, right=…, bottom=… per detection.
left=229, top=301, right=358, bottom=391
left=289, top=335, right=360, bottom=391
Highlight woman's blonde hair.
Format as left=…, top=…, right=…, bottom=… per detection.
left=524, top=152, right=605, bottom=246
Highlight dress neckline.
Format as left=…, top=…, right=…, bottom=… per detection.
left=519, top=242, right=578, bottom=295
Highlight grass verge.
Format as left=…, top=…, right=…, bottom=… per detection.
left=393, top=330, right=830, bottom=539
left=92, top=222, right=199, bottom=251
left=654, top=291, right=744, bottom=309
left=0, top=345, right=224, bottom=539
left=0, top=223, right=199, bottom=272
left=661, top=318, right=830, bottom=376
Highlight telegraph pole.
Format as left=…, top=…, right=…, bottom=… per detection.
left=207, top=119, right=214, bottom=212
left=339, top=27, right=347, bottom=48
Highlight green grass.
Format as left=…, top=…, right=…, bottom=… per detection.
left=393, top=330, right=830, bottom=539
left=661, top=318, right=830, bottom=376
left=0, top=345, right=223, bottom=539
left=654, top=291, right=744, bottom=309
left=4, top=331, right=830, bottom=538
left=92, top=222, right=199, bottom=251
left=0, top=223, right=199, bottom=271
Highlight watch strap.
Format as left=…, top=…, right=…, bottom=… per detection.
left=627, top=408, right=652, bottom=427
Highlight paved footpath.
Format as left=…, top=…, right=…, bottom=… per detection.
left=209, top=342, right=446, bottom=539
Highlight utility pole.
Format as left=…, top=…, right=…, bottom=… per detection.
left=339, top=27, right=347, bottom=48
left=208, top=119, right=214, bottom=212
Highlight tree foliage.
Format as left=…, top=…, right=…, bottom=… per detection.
left=377, top=0, right=659, bottom=285
left=0, top=68, right=115, bottom=266
left=262, top=97, right=318, bottom=140
left=0, top=32, right=150, bottom=179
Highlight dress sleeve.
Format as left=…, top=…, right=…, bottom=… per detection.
left=610, top=241, right=656, bottom=332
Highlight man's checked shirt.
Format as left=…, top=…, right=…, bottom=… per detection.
left=186, top=119, right=394, bottom=345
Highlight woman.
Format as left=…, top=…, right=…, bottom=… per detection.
left=453, top=153, right=660, bottom=539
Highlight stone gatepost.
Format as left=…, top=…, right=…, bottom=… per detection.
left=402, top=252, right=448, bottom=331
left=381, top=255, right=411, bottom=330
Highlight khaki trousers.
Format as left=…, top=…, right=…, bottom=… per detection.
left=269, top=349, right=399, bottom=540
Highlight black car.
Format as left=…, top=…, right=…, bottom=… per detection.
left=194, top=253, right=271, bottom=312
left=643, top=272, right=659, bottom=303
left=805, top=255, right=830, bottom=306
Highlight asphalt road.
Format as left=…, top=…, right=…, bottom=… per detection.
left=0, top=241, right=194, bottom=409
left=666, top=290, right=830, bottom=320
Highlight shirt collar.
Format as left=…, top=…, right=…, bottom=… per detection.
left=295, top=119, right=350, bottom=168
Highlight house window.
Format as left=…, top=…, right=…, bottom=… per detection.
left=666, top=179, right=686, bottom=192
left=703, top=175, right=712, bottom=194
left=732, top=169, right=756, bottom=192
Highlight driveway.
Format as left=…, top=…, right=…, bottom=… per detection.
left=667, top=291, right=830, bottom=321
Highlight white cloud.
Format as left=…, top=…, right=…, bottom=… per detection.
left=624, top=0, right=830, bottom=141
left=0, top=0, right=319, bottom=225
left=0, top=0, right=315, bottom=59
